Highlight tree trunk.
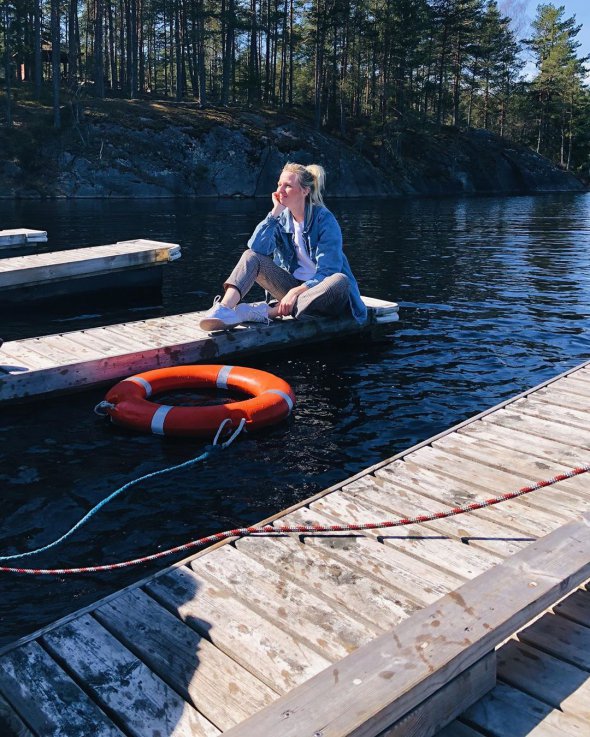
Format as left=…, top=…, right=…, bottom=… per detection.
left=3, top=5, right=12, bottom=127
left=95, top=0, right=105, bottom=97
left=34, top=0, right=42, bottom=97
left=51, top=0, right=61, bottom=128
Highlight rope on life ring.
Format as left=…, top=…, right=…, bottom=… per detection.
left=99, top=364, right=295, bottom=437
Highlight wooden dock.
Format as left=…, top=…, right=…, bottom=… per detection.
left=0, top=228, right=47, bottom=250
left=0, top=359, right=589, bottom=736
left=0, top=239, right=180, bottom=304
left=0, top=296, right=399, bottom=402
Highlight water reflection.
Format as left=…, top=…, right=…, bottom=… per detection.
left=1, top=192, right=590, bottom=645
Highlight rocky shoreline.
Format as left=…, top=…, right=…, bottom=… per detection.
left=0, top=106, right=585, bottom=199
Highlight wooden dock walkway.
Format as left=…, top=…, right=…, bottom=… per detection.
left=0, top=296, right=398, bottom=402
left=0, top=359, right=589, bottom=736
left=0, top=239, right=180, bottom=304
left=0, top=228, right=47, bottom=250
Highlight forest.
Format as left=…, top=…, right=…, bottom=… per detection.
left=1, top=0, right=589, bottom=176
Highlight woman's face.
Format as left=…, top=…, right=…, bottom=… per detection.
left=276, top=171, right=309, bottom=209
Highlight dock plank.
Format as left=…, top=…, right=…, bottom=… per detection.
left=429, top=433, right=590, bottom=518
left=401, top=446, right=570, bottom=534
left=145, top=566, right=331, bottom=693
left=553, top=588, right=590, bottom=628
left=497, top=640, right=590, bottom=722
left=0, top=228, right=47, bottom=247
left=459, top=422, right=587, bottom=470
left=517, top=612, right=590, bottom=671
left=279, top=504, right=501, bottom=581
left=0, top=240, right=180, bottom=290
left=235, top=535, right=413, bottom=630
left=484, top=408, right=590, bottom=449
left=42, top=614, right=219, bottom=737
left=460, top=680, right=588, bottom=737
left=93, top=588, right=277, bottom=730
left=190, top=544, right=377, bottom=659
left=0, top=641, right=124, bottom=737
left=332, top=474, right=532, bottom=556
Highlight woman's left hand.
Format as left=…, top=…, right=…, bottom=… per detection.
left=278, top=285, right=308, bottom=316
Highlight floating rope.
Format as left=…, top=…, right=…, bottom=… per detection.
left=0, top=418, right=246, bottom=568
left=2, top=463, right=588, bottom=576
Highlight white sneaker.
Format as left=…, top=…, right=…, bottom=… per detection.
left=199, top=296, right=242, bottom=331
left=234, top=301, right=271, bottom=325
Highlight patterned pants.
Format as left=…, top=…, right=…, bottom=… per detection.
left=224, top=251, right=351, bottom=319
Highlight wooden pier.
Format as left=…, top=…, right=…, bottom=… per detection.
left=0, top=228, right=47, bottom=250
left=0, top=239, right=180, bottom=304
left=0, top=296, right=398, bottom=402
left=0, top=359, right=589, bottom=736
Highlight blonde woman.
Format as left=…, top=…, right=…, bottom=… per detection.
left=200, top=163, right=367, bottom=330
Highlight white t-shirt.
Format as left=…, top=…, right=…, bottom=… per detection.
left=292, top=219, right=317, bottom=281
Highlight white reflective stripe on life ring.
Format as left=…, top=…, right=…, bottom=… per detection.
left=264, top=389, right=294, bottom=414
left=216, top=365, right=234, bottom=389
left=151, top=405, right=174, bottom=435
left=126, top=376, right=153, bottom=398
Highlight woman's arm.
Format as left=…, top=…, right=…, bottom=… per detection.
left=247, top=191, right=286, bottom=255
left=303, top=209, right=344, bottom=288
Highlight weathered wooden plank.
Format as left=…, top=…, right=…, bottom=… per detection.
left=42, top=614, right=219, bottom=737
left=553, top=588, right=590, bottom=627
left=332, top=473, right=531, bottom=557
left=0, top=343, right=56, bottom=370
left=18, top=336, right=82, bottom=364
left=0, top=241, right=180, bottom=289
left=484, top=408, right=590, bottom=449
left=94, top=588, right=277, bottom=731
left=268, top=516, right=462, bottom=608
left=497, top=639, right=590, bottom=722
left=552, top=376, right=590, bottom=398
left=220, top=513, right=590, bottom=737
left=145, top=565, right=331, bottom=693
left=517, top=611, right=590, bottom=671
left=430, top=433, right=590, bottom=519
left=460, top=421, right=588, bottom=475
left=513, top=395, right=590, bottom=430
left=0, top=691, right=37, bottom=737
left=190, top=543, right=376, bottom=660
left=434, top=722, right=486, bottom=737
left=279, top=504, right=501, bottom=582
left=531, top=385, right=590, bottom=412
left=400, top=446, right=568, bottom=536
left=236, top=535, right=413, bottom=630
left=87, top=325, right=157, bottom=352
left=460, top=681, right=588, bottom=737
left=0, top=228, right=47, bottom=247
left=380, top=653, right=496, bottom=737
left=0, top=640, right=124, bottom=737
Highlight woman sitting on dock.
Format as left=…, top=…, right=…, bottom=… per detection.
left=199, top=162, right=367, bottom=331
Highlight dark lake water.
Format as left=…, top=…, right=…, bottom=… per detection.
left=1, top=192, right=590, bottom=648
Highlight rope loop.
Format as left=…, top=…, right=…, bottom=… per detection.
left=94, top=400, right=115, bottom=417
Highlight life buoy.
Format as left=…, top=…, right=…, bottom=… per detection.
left=102, top=364, right=295, bottom=437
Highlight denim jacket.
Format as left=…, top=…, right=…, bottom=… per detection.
left=247, top=204, right=367, bottom=324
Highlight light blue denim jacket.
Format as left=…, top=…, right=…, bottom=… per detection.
left=247, top=204, right=367, bottom=324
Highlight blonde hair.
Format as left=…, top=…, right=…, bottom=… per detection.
left=283, top=162, right=326, bottom=206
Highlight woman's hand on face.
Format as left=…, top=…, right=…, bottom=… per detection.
left=277, top=285, right=308, bottom=317
left=271, top=191, right=286, bottom=217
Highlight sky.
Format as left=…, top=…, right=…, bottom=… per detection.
left=500, top=0, right=590, bottom=79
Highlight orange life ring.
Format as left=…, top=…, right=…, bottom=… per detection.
left=103, top=364, right=295, bottom=437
